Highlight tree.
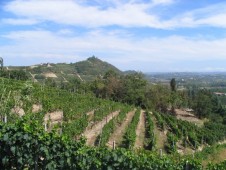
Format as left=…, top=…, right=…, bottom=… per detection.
left=145, top=84, right=170, bottom=112
left=193, top=90, right=212, bottom=118
left=121, top=72, right=147, bottom=107
left=170, top=78, right=176, bottom=92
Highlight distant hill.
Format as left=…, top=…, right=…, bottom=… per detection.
left=73, top=56, right=122, bottom=77
left=7, top=57, right=123, bottom=82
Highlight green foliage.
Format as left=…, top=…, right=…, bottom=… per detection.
left=153, top=112, right=166, bottom=130
left=165, top=133, right=178, bottom=153
left=121, top=73, right=147, bottom=106
left=96, top=106, right=131, bottom=147
left=74, top=56, right=122, bottom=77
left=0, top=118, right=85, bottom=169
left=145, top=111, right=156, bottom=150
left=0, top=77, right=125, bottom=139
left=154, top=111, right=226, bottom=151
left=170, top=78, right=176, bottom=92
left=0, top=118, right=212, bottom=169
left=91, top=72, right=147, bottom=107
left=193, top=90, right=213, bottom=118
left=122, top=109, right=140, bottom=149
left=195, top=144, right=226, bottom=164
left=0, top=70, right=28, bottom=81
left=145, top=85, right=171, bottom=112
left=207, top=160, right=226, bottom=170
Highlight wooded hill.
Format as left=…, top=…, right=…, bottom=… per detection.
left=6, top=56, right=122, bottom=82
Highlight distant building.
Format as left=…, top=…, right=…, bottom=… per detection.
left=214, top=92, right=226, bottom=96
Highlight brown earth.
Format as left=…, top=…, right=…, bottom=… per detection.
left=44, top=110, right=63, bottom=123
left=175, top=109, right=204, bottom=127
left=11, top=106, right=25, bottom=117
left=43, top=110, right=63, bottom=132
left=44, top=72, right=57, bottom=78
left=134, top=110, right=146, bottom=149
left=32, top=104, right=42, bottom=113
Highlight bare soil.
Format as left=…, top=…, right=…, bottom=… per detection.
left=43, top=110, right=63, bottom=132
left=83, top=111, right=120, bottom=146
left=32, top=104, right=42, bottom=113
left=107, top=110, right=136, bottom=148
left=134, top=110, right=146, bottom=149
left=44, top=72, right=57, bottom=78
left=11, top=107, right=25, bottom=117
left=76, top=73, right=84, bottom=81
left=29, top=72, right=38, bottom=82
left=175, top=109, right=204, bottom=127
left=44, top=111, right=63, bottom=124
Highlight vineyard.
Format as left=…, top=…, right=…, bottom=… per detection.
left=1, top=77, right=226, bottom=169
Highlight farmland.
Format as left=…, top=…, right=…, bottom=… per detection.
left=1, top=59, right=226, bottom=169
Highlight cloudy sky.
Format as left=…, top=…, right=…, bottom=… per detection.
left=0, top=0, right=226, bottom=72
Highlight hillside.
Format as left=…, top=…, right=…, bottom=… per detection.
left=74, top=56, right=122, bottom=77
left=1, top=77, right=226, bottom=168
left=7, top=56, right=122, bottom=82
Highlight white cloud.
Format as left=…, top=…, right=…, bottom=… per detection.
left=1, top=18, right=39, bottom=25
left=4, top=0, right=163, bottom=28
left=152, top=0, right=174, bottom=6
left=3, top=0, right=226, bottom=29
left=167, top=2, right=226, bottom=28
left=1, top=29, right=226, bottom=71
left=1, top=0, right=226, bottom=71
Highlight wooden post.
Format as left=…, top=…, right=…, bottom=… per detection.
left=113, top=140, right=116, bottom=150
left=159, top=149, right=162, bottom=157
left=60, top=122, right=63, bottom=135
left=44, top=123, right=47, bottom=131
left=4, top=114, right=7, bottom=123
left=186, top=161, right=189, bottom=170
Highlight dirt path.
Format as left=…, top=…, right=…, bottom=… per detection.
left=29, top=72, right=38, bottom=82
left=107, top=110, right=136, bottom=149
left=83, top=111, right=119, bottom=146
left=76, top=73, right=84, bottom=82
left=134, top=110, right=146, bottom=149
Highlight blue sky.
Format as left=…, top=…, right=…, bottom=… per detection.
left=1, top=0, right=226, bottom=72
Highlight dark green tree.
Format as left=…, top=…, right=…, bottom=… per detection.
left=193, top=90, right=212, bottom=118
left=170, top=78, right=176, bottom=92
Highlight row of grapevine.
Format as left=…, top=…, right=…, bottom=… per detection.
left=95, top=106, right=132, bottom=147
left=154, top=112, right=226, bottom=152
left=145, top=111, right=156, bottom=150
left=153, top=111, right=165, bottom=130
left=92, top=103, right=119, bottom=123
left=122, top=109, right=141, bottom=149
left=155, top=112, right=202, bottom=150
left=1, top=118, right=224, bottom=169
left=0, top=77, right=128, bottom=140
